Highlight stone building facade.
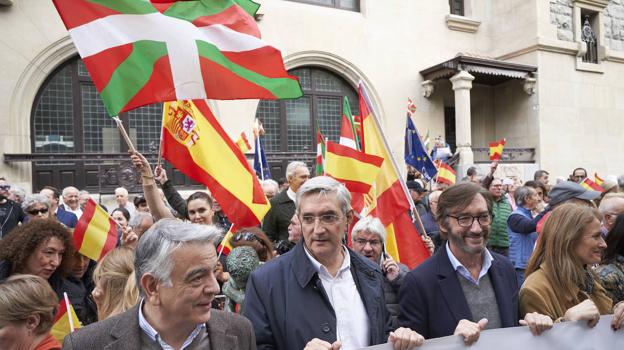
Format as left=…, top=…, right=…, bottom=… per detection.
left=0, top=0, right=623, bottom=193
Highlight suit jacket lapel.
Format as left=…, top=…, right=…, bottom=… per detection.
left=437, top=248, right=473, bottom=323
left=104, top=305, right=143, bottom=350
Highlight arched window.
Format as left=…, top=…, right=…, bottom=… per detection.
left=30, top=57, right=196, bottom=192
left=255, top=67, right=359, bottom=178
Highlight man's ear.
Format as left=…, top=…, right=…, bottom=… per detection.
left=141, top=273, right=161, bottom=306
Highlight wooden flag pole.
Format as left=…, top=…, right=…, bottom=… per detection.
left=113, top=117, right=136, bottom=153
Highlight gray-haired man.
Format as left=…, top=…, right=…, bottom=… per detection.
left=63, top=219, right=256, bottom=350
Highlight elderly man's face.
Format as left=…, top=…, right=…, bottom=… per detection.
left=352, top=230, right=383, bottom=264
left=262, top=184, right=278, bottom=199
left=489, top=179, right=503, bottom=199
left=603, top=198, right=624, bottom=231
left=63, top=188, right=79, bottom=209
left=289, top=166, right=310, bottom=193
left=115, top=190, right=128, bottom=206
left=299, top=192, right=349, bottom=263
left=572, top=169, right=587, bottom=183
left=25, top=203, right=49, bottom=220
left=287, top=214, right=302, bottom=243
left=154, top=243, right=220, bottom=326
left=79, top=193, right=91, bottom=208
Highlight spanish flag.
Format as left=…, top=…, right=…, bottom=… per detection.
left=581, top=177, right=604, bottom=192
left=234, top=132, right=252, bottom=153
left=594, top=173, right=604, bottom=186
left=162, top=100, right=270, bottom=228
left=73, top=198, right=117, bottom=261
left=356, top=83, right=430, bottom=269
left=51, top=293, right=81, bottom=343
left=217, top=227, right=235, bottom=257
left=325, top=141, right=384, bottom=194
left=489, top=138, right=506, bottom=160
left=437, top=162, right=457, bottom=185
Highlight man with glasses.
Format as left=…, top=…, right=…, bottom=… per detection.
left=398, top=182, right=552, bottom=346
left=245, top=176, right=424, bottom=350
left=569, top=167, right=588, bottom=183
left=0, top=178, right=25, bottom=238
left=351, top=216, right=408, bottom=329
left=487, top=178, right=512, bottom=257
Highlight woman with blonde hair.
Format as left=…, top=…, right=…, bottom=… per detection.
left=92, top=247, right=139, bottom=320
left=0, top=274, right=61, bottom=349
left=520, top=203, right=624, bottom=330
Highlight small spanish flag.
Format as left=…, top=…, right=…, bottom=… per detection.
left=73, top=198, right=118, bottom=261
left=489, top=138, right=506, bottom=160
left=51, top=293, right=82, bottom=343
left=437, top=162, right=457, bottom=185
left=594, top=173, right=604, bottom=186
left=581, top=178, right=604, bottom=192
left=217, top=226, right=235, bottom=257
left=235, top=132, right=252, bottom=153
left=325, top=141, right=384, bottom=194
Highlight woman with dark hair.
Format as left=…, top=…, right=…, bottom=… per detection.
left=111, top=207, right=130, bottom=228
left=186, top=191, right=215, bottom=225
left=520, top=203, right=624, bottom=329
left=0, top=219, right=74, bottom=297
left=596, top=213, right=624, bottom=304
left=230, top=227, right=275, bottom=262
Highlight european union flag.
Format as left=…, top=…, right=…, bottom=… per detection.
left=253, top=136, right=271, bottom=180
left=405, top=116, right=437, bottom=182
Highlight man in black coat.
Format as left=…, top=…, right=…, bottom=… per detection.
left=245, top=176, right=424, bottom=350
left=0, top=179, right=25, bottom=238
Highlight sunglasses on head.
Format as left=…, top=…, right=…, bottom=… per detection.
left=27, top=208, right=49, bottom=215
left=233, top=232, right=260, bottom=243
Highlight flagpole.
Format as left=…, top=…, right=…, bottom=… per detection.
left=217, top=223, right=235, bottom=260
left=63, top=292, right=75, bottom=332
left=359, top=83, right=428, bottom=236
left=113, top=117, right=136, bottom=153
left=157, top=111, right=165, bottom=169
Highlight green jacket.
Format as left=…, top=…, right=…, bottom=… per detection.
left=489, top=196, right=512, bottom=248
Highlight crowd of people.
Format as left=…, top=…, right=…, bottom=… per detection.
left=1, top=156, right=624, bottom=350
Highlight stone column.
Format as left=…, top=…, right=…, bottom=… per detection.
left=450, top=70, right=475, bottom=166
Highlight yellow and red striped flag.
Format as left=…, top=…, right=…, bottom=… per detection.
left=234, top=132, right=252, bottom=153
left=437, top=162, right=457, bottom=185
left=217, top=227, right=235, bottom=257
left=581, top=177, right=604, bottom=192
left=162, top=100, right=270, bottom=228
left=356, top=83, right=430, bottom=269
left=51, top=293, right=81, bottom=343
left=73, top=198, right=118, bottom=261
left=325, top=141, right=384, bottom=194
left=489, top=138, right=506, bottom=160
left=594, top=173, right=604, bottom=186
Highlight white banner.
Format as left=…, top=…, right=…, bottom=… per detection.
left=359, top=315, right=624, bottom=349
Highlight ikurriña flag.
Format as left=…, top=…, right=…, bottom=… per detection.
left=161, top=100, right=270, bottom=228
left=316, top=124, right=326, bottom=176
left=73, top=198, right=118, bottom=261
left=52, top=0, right=302, bottom=116
left=324, top=141, right=384, bottom=194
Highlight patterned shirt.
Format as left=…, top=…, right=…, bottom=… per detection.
left=596, top=255, right=624, bottom=304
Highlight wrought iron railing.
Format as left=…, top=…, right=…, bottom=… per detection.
left=472, top=148, right=536, bottom=163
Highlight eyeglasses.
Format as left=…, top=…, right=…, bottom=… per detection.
left=27, top=208, right=49, bottom=215
left=447, top=214, right=491, bottom=227
left=353, top=238, right=382, bottom=247
left=233, top=232, right=260, bottom=243
left=0, top=185, right=10, bottom=190
left=300, top=214, right=342, bottom=226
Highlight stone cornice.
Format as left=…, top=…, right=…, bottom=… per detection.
left=445, top=14, right=481, bottom=33
left=572, top=0, right=610, bottom=11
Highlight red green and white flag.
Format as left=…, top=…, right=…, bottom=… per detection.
left=339, top=96, right=361, bottom=150
left=52, top=0, right=302, bottom=116
left=315, top=124, right=326, bottom=176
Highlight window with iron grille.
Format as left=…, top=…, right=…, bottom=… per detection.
left=449, top=0, right=464, bottom=16
left=285, top=0, right=359, bottom=12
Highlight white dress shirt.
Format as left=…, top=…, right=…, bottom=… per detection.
left=304, top=246, right=370, bottom=349
left=446, top=242, right=493, bottom=285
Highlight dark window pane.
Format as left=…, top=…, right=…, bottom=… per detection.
left=77, top=60, right=90, bottom=77
left=290, top=68, right=312, bottom=90
left=339, top=0, right=358, bottom=10
left=450, top=0, right=464, bottom=16
left=286, top=97, right=311, bottom=152
left=313, top=69, right=342, bottom=93
left=127, top=104, right=163, bottom=153
left=81, top=85, right=119, bottom=153
left=33, top=65, right=75, bottom=153
left=316, top=97, right=341, bottom=143
left=256, top=100, right=281, bottom=152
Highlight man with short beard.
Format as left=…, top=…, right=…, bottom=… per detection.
left=398, top=182, right=552, bottom=346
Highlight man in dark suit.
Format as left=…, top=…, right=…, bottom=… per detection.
left=398, top=182, right=552, bottom=346
left=63, top=219, right=255, bottom=350
left=245, top=176, right=424, bottom=350
left=262, top=161, right=310, bottom=243
left=40, top=186, right=78, bottom=228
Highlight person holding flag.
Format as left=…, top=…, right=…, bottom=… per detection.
left=0, top=275, right=64, bottom=350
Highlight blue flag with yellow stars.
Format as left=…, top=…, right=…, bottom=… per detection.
left=405, top=116, right=437, bottom=182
